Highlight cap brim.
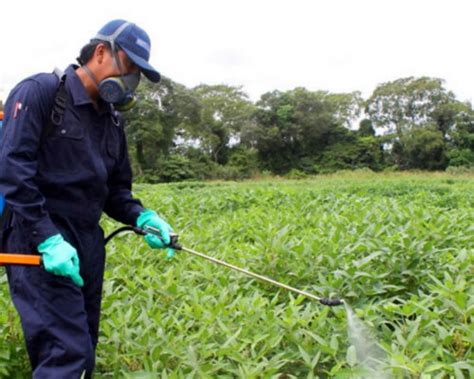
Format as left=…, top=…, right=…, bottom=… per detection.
left=122, top=47, right=161, bottom=83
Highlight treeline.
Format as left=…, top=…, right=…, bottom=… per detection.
left=2, top=76, right=471, bottom=182
left=124, top=75, right=473, bottom=182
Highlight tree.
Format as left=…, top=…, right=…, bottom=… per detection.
left=319, top=132, right=383, bottom=172
left=190, top=84, right=255, bottom=164
left=159, top=80, right=202, bottom=148
left=124, top=83, right=166, bottom=175
left=432, top=101, right=474, bottom=147
left=365, top=77, right=461, bottom=169
left=432, top=100, right=474, bottom=167
left=251, top=88, right=363, bottom=174
left=358, top=119, right=376, bottom=137
left=124, top=77, right=199, bottom=176
left=400, top=127, right=447, bottom=170
left=366, top=77, right=456, bottom=137
left=325, top=91, right=363, bottom=129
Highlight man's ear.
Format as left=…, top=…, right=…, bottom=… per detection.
left=94, top=43, right=109, bottom=65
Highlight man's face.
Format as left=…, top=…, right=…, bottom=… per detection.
left=94, top=43, right=139, bottom=81
left=107, top=48, right=140, bottom=78
left=113, top=49, right=140, bottom=76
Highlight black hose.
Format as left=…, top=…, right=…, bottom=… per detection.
left=104, top=225, right=181, bottom=249
left=104, top=226, right=146, bottom=245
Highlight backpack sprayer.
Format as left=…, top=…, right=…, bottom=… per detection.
left=0, top=226, right=344, bottom=307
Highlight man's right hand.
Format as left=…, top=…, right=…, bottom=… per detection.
left=37, top=234, right=84, bottom=287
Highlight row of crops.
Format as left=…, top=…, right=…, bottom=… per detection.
left=1, top=173, right=473, bottom=377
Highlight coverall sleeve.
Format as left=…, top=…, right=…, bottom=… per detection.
left=0, top=80, right=59, bottom=246
left=103, top=128, right=144, bottom=226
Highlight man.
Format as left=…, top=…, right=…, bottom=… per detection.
left=0, top=20, right=173, bottom=377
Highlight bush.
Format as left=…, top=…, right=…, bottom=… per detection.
left=400, top=127, right=447, bottom=170
left=447, top=148, right=474, bottom=167
left=159, top=155, right=195, bottom=182
left=227, top=147, right=260, bottom=178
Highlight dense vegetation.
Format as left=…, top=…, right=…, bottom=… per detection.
left=1, top=75, right=472, bottom=182
left=1, top=173, right=472, bottom=378
left=122, top=76, right=474, bottom=182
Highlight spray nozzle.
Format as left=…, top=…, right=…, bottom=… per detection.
left=319, top=298, right=345, bottom=307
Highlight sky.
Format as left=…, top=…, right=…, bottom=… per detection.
left=1, top=0, right=473, bottom=104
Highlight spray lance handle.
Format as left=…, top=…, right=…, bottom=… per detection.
left=141, top=225, right=182, bottom=250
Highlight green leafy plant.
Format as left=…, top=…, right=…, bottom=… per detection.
left=1, top=173, right=472, bottom=378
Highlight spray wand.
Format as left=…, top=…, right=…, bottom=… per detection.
left=0, top=225, right=344, bottom=307
left=143, top=226, right=344, bottom=307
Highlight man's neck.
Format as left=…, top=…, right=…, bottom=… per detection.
left=75, top=66, right=100, bottom=103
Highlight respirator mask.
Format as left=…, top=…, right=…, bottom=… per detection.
left=81, top=49, right=140, bottom=112
left=97, top=51, right=141, bottom=111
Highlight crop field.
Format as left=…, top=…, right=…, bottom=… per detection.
left=1, top=172, right=473, bottom=378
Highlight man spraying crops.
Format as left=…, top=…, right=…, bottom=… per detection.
left=0, top=20, right=174, bottom=378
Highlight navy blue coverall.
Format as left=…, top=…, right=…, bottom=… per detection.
left=0, top=65, right=145, bottom=378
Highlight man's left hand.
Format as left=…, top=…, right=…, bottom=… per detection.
left=136, top=209, right=174, bottom=258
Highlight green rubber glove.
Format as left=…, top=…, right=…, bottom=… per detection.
left=37, top=234, right=84, bottom=287
left=136, top=209, right=174, bottom=258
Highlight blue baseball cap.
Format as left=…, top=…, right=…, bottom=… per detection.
left=95, top=19, right=161, bottom=83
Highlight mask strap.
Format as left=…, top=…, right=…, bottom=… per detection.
left=95, top=22, right=131, bottom=46
left=81, top=64, right=100, bottom=89
left=112, top=50, right=126, bottom=79
left=95, top=22, right=131, bottom=81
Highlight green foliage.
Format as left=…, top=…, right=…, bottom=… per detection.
left=363, top=77, right=474, bottom=172
left=358, top=119, right=375, bottom=137
left=158, top=155, right=195, bottom=183
left=447, top=148, right=474, bottom=168
left=2, top=174, right=473, bottom=378
left=443, top=102, right=474, bottom=151
left=119, top=75, right=472, bottom=180
left=124, top=77, right=203, bottom=176
left=251, top=88, right=363, bottom=174
left=318, top=135, right=384, bottom=173
left=124, top=80, right=173, bottom=175
left=0, top=275, right=30, bottom=378
left=400, top=127, right=447, bottom=170
left=431, top=100, right=474, bottom=141
left=225, top=147, right=259, bottom=179
left=189, top=84, right=255, bottom=165
left=366, top=76, right=455, bottom=136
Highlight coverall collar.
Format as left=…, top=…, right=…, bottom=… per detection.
left=65, top=65, right=112, bottom=115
